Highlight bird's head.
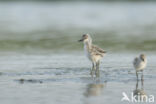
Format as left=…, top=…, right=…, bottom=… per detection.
left=140, top=54, right=146, bottom=61
left=78, top=34, right=92, bottom=44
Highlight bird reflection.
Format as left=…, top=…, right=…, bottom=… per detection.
left=133, top=77, right=147, bottom=101
left=83, top=79, right=106, bottom=104
left=84, top=83, right=104, bottom=97
left=84, top=80, right=107, bottom=97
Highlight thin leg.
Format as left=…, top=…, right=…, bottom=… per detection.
left=136, top=71, right=139, bottom=81
left=141, top=71, right=144, bottom=82
left=141, top=79, right=144, bottom=90
left=136, top=79, right=138, bottom=90
left=95, top=61, right=100, bottom=77
left=141, top=72, right=144, bottom=90
left=95, top=62, right=98, bottom=74
left=98, top=61, right=100, bottom=77
left=90, top=62, right=95, bottom=76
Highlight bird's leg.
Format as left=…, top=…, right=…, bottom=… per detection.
left=95, top=61, right=100, bottom=77
left=90, top=62, right=95, bottom=76
left=136, top=79, right=138, bottom=90
left=136, top=71, right=139, bottom=81
left=141, top=70, right=144, bottom=82
left=141, top=71, right=144, bottom=90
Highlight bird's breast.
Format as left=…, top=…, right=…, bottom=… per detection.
left=134, top=58, right=147, bottom=70
left=84, top=45, right=92, bottom=61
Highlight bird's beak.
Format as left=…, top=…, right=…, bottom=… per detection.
left=78, top=39, right=83, bottom=42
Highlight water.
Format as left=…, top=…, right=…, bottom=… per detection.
left=0, top=1, right=156, bottom=51
left=0, top=1, right=156, bottom=104
left=0, top=53, right=155, bottom=104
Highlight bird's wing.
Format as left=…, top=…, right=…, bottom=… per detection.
left=92, top=45, right=107, bottom=54
left=91, top=45, right=106, bottom=56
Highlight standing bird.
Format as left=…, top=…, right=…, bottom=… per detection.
left=78, top=34, right=106, bottom=77
left=133, top=54, right=147, bottom=80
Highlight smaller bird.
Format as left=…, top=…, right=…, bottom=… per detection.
left=78, top=34, right=106, bottom=77
left=133, top=54, right=147, bottom=80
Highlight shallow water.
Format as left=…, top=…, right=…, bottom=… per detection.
left=0, top=53, right=155, bottom=104
left=0, top=1, right=156, bottom=104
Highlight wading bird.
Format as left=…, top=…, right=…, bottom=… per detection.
left=78, top=34, right=106, bottom=77
left=133, top=54, right=147, bottom=80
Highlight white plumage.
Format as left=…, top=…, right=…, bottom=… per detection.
left=133, top=54, right=147, bottom=79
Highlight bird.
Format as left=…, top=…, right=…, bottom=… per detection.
left=78, top=34, right=106, bottom=77
left=133, top=54, right=147, bottom=80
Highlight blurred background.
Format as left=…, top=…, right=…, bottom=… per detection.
left=0, top=1, right=156, bottom=104
left=0, top=0, right=156, bottom=53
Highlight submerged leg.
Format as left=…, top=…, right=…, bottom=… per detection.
left=95, top=61, right=100, bottom=77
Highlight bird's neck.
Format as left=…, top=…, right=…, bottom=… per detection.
left=84, top=41, right=92, bottom=49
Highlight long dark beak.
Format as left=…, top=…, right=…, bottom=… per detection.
left=78, top=39, right=83, bottom=42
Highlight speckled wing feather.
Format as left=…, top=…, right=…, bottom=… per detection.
left=92, top=45, right=106, bottom=53
left=91, top=45, right=106, bottom=56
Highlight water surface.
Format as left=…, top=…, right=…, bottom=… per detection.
left=0, top=53, right=155, bottom=104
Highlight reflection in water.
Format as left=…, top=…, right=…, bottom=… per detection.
left=133, top=77, right=147, bottom=102
left=84, top=83, right=104, bottom=97
left=84, top=79, right=107, bottom=104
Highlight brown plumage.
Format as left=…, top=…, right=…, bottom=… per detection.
left=92, top=45, right=107, bottom=57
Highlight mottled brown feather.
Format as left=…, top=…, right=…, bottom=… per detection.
left=90, top=45, right=107, bottom=57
